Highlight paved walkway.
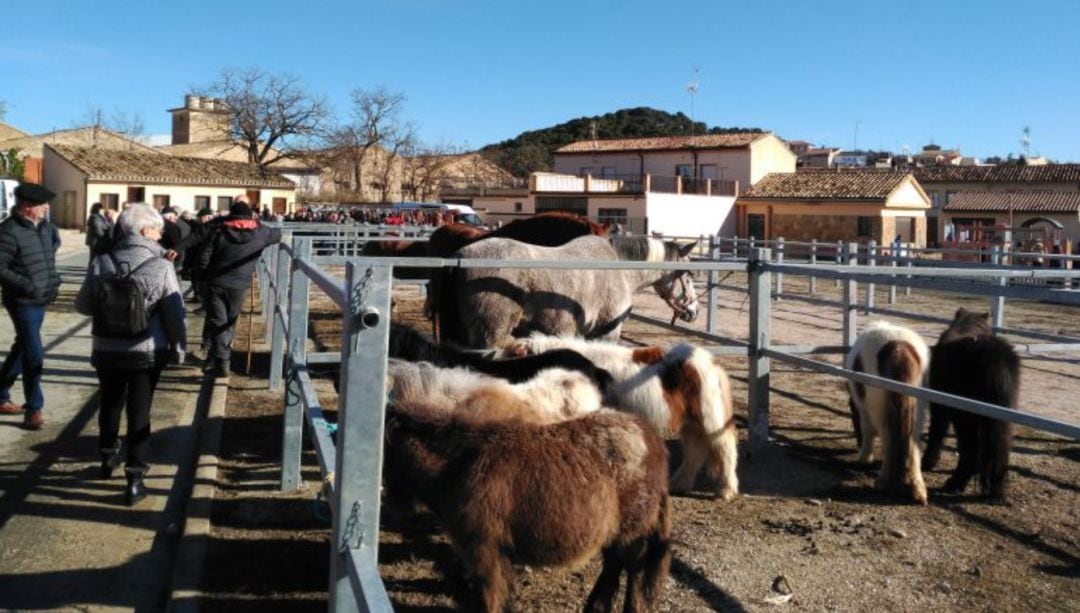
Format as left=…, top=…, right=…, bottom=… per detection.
left=0, top=234, right=210, bottom=611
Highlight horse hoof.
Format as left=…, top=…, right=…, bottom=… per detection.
left=715, top=487, right=738, bottom=502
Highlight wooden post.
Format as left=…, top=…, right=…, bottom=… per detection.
left=747, top=248, right=772, bottom=451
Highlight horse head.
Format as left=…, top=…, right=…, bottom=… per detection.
left=654, top=240, right=699, bottom=323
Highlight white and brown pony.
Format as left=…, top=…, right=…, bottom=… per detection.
left=845, top=320, right=930, bottom=504
left=504, top=335, right=739, bottom=501
left=384, top=402, right=671, bottom=612
left=386, top=359, right=604, bottom=425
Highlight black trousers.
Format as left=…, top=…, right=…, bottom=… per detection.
left=97, top=366, right=164, bottom=474
left=206, top=284, right=248, bottom=362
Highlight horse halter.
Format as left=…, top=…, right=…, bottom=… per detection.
left=655, top=270, right=698, bottom=323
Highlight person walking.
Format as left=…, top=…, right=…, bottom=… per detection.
left=75, top=204, right=186, bottom=505
left=85, top=202, right=113, bottom=256
left=199, top=199, right=281, bottom=376
left=0, top=183, right=61, bottom=430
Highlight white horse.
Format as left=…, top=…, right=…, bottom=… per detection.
left=504, top=335, right=739, bottom=501
left=845, top=320, right=930, bottom=505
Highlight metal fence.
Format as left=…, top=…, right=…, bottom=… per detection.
left=255, top=229, right=1080, bottom=612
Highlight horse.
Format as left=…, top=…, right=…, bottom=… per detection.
left=387, top=322, right=614, bottom=390
left=384, top=402, right=671, bottom=612
left=503, top=335, right=738, bottom=500
left=442, top=235, right=698, bottom=349
left=845, top=320, right=930, bottom=505
left=428, top=213, right=610, bottom=339
left=359, top=239, right=430, bottom=280
left=922, top=308, right=1021, bottom=500
left=386, top=358, right=605, bottom=425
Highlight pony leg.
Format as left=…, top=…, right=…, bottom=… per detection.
left=907, top=438, right=928, bottom=505
left=584, top=551, right=623, bottom=613
left=981, top=420, right=1013, bottom=501
left=857, top=414, right=877, bottom=464
left=943, top=415, right=980, bottom=494
left=464, top=547, right=512, bottom=613
left=669, top=432, right=707, bottom=495
left=849, top=396, right=863, bottom=447
left=922, top=404, right=951, bottom=471
left=707, top=424, right=740, bottom=501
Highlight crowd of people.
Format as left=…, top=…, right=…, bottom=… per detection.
left=268, top=205, right=459, bottom=227
left=0, top=184, right=280, bottom=505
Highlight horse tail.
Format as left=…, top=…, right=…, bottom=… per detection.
left=978, top=342, right=1021, bottom=500
left=880, top=340, right=927, bottom=504
left=640, top=492, right=672, bottom=609
left=431, top=265, right=461, bottom=345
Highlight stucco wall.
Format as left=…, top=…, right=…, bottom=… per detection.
left=42, top=147, right=89, bottom=229
left=87, top=183, right=295, bottom=215
left=748, top=135, right=798, bottom=185
left=644, top=193, right=736, bottom=237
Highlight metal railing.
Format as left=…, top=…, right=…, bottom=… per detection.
left=255, top=228, right=1080, bottom=611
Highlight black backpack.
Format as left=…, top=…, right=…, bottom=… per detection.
left=92, top=252, right=156, bottom=339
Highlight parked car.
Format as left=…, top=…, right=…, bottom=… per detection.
left=390, top=201, right=485, bottom=227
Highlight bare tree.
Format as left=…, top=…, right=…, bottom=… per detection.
left=401, top=142, right=461, bottom=201
left=327, top=87, right=413, bottom=201
left=202, top=67, right=330, bottom=168
left=76, top=104, right=146, bottom=148
left=0, top=100, right=7, bottom=122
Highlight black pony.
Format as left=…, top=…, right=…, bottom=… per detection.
left=922, top=308, right=1021, bottom=500
left=388, top=322, right=614, bottom=391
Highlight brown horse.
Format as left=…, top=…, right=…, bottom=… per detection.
left=360, top=239, right=431, bottom=280
left=384, top=402, right=671, bottom=612
left=429, top=213, right=610, bottom=340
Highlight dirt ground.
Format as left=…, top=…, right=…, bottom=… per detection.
left=202, top=276, right=1079, bottom=611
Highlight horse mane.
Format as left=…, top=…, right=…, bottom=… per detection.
left=610, top=236, right=662, bottom=261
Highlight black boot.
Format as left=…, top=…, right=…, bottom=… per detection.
left=99, top=446, right=122, bottom=479
left=125, top=473, right=147, bottom=506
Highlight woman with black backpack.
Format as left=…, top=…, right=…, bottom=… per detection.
left=75, top=203, right=187, bottom=506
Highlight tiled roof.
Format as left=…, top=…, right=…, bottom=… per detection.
left=158, top=140, right=315, bottom=171
left=556, top=132, right=768, bottom=154
left=48, top=144, right=295, bottom=188
left=741, top=171, right=913, bottom=200
left=943, top=191, right=1080, bottom=213
left=913, top=164, right=1080, bottom=184
left=0, top=127, right=158, bottom=157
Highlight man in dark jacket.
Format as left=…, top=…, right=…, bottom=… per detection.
left=0, top=183, right=61, bottom=429
left=159, top=206, right=192, bottom=274
left=199, top=200, right=281, bottom=376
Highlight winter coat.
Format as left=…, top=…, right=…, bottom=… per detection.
left=0, top=213, right=61, bottom=307
left=75, top=235, right=187, bottom=370
left=199, top=217, right=282, bottom=289
left=85, top=212, right=112, bottom=252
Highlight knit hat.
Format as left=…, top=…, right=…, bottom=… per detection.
left=229, top=201, right=254, bottom=218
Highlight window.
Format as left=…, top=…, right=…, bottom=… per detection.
left=100, top=193, right=119, bottom=210
left=153, top=195, right=170, bottom=209
left=598, top=208, right=628, bottom=225
left=601, top=166, right=616, bottom=179
left=856, top=216, right=873, bottom=237
left=536, top=196, right=587, bottom=216
left=194, top=196, right=211, bottom=210
left=217, top=196, right=233, bottom=212
left=699, top=164, right=718, bottom=180
left=127, top=186, right=145, bottom=203
left=675, top=164, right=693, bottom=178
left=514, top=202, right=523, bottom=213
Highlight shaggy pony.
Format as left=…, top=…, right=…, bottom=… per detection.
left=845, top=320, right=930, bottom=504
left=922, top=308, right=1021, bottom=500
left=504, top=335, right=739, bottom=500
left=384, top=402, right=671, bottom=612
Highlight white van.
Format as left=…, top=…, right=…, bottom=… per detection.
left=0, top=179, right=17, bottom=220
left=390, top=201, right=484, bottom=226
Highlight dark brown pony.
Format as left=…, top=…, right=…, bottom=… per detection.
left=360, top=239, right=430, bottom=280
left=923, top=308, right=1021, bottom=500
left=429, top=213, right=610, bottom=341
left=384, top=402, right=670, bottom=612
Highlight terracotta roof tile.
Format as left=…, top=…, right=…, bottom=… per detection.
left=913, top=164, right=1080, bottom=184
left=48, top=144, right=294, bottom=189
left=741, top=171, right=913, bottom=200
left=943, top=191, right=1080, bottom=213
left=158, top=140, right=315, bottom=171
left=556, top=133, right=767, bottom=154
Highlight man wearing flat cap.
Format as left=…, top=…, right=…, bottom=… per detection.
left=0, top=183, right=61, bottom=429
left=198, top=196, right=281, bottom=376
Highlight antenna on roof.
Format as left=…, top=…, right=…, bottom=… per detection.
left=1021, top=125, right=1031, bottom=158
left=687, top=66, right=699, bottom=136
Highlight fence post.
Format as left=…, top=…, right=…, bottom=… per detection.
left=864, top=240, right=876, bottom=314
left=843, top=242, right=858, bottom=350
left=905, top=248, right=913, bottom=296
left=706, top=234, right=718, bottom=334
left=748, top=248, right=772, bottom=451
left=835, top=240, right=843, bottom=288
left=809, top=239, right=817, bottom=295
left=990, top=245, right=1006, bottom=329
left=774, top=237, right=784, bottom=301
left=888, top=250, right=898, bottom=305
left=330, top=261, right=393, bottom=611
left=263, top=244, right=280, bottom=346
left=268, top=244, right=292, bottom=390
left=279, top=239, right=310, bottom=491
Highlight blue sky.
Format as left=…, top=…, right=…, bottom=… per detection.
left=4, top=0, right=1079, bottom=160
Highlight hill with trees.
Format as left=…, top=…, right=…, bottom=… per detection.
left=481, top=107, right=763, bottom=178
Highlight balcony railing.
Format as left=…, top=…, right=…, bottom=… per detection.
left=532, top=173, right=737, bottom=197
